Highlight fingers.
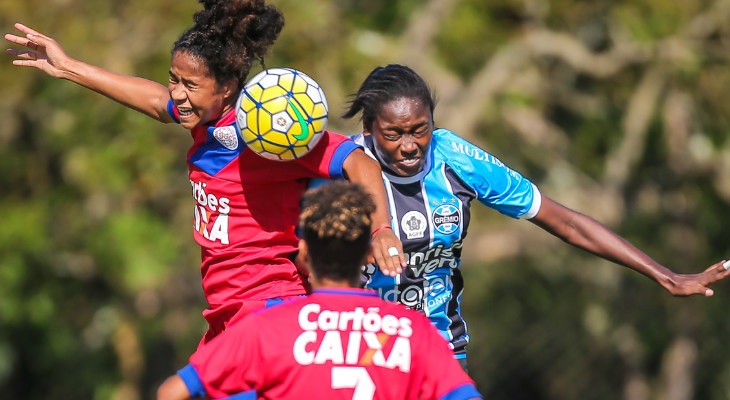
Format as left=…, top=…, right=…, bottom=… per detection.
left=14, top=22, right=43, bottom=38
left=5, top=33, right=25, bottom=47
left=677, top=259, right=730, bottom=297
left=375, top=244, right=401, bottom=277
left=7, top=49, right=35, bottom=60
left=370, top=229, right=405, bottom=277
left=6, top=23, right=48, bottom=52
left=708, top=259, right=730, bottom=277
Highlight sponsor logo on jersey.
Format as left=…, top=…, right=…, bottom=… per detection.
left=406, top=241, right=461, bottom=278
left=451, top=141, right=495, bottom=163
left=400, top=210, right=427, bottom=239
left=213, top=126, right=239, bottom=150
left=432, top=204, right=460, bottom=235
left=378, top=275, right=453, bottom=314
left=191, top=179, right=231, bottom=244
left=362, top=241, right=463, bottom=281
left=293, top=304, right=413, bottom=372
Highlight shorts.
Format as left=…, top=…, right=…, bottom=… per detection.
left=197, top=295, right=304, bottom=350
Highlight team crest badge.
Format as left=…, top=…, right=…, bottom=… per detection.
left=213, top=126, right=239, bottom=150
left=432, top=204, right=460, bottom=235
left=401, top=211, right=427, bottom=239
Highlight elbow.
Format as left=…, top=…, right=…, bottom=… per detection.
left=156, top=376, right=186, bottom=400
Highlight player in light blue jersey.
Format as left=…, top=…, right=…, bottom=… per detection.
left=334, top=64, right=730, bottom=371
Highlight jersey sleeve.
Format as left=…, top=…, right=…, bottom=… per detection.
left=433, top=129, right=541, bottom=219
left=167, top=99, right=181, bottom=124
left=184, top=318, right=264, bottom=398
left=411, top=314, right=483, bottom=400
left=294, top=131, right=360, bottom=180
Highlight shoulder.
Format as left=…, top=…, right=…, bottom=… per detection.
left=431, top=128, right=489, bottom=158
left=317, top=131, right=361, bottom=154
left=349, top=132, right=366, bottom=145
left=429, top=128, right=493, bottom=174
left=319, top=130, right=352, bottom=145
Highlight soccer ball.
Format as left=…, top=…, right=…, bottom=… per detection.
left=236, top=68, right=328, bottom=161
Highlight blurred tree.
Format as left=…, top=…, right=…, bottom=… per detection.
left=2, top=0, right=730, bottom=399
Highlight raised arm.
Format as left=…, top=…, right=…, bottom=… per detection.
left=157, top=375, right=191, bottom=400
left=530, top=194, right=730, bottom=296
left=343, top=149, right=406, bottom=277
left=6, top=23, right=172, bottom=122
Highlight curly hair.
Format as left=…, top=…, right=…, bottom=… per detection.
left=173, top=0, right=284, bottom=90
left=299, top=181, right=375, bottom=285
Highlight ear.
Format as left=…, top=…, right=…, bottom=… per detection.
left=298, top=239, right=318, bottom=284
left=362, top=121, right=371, bottom=136
left=298, top=239, right=310, bottom=265
left=222, top=79, right=239, bottom=99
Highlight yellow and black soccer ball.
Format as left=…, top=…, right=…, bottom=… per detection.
left=236, top=68, right=328, bottom=161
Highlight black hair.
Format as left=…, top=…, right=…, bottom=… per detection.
left=172, top=0, right=284, bottom=91
left=299, top=181, right=375, bottom=286
left=342, top=64, right=436, bottom=129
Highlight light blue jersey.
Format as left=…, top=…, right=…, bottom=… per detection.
left=313, top=128, right=541, bottom=357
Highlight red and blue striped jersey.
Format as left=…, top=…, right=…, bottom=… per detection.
left=179, top=288, right=482, bottom=400
left=169, top=100, right=359, bottom=328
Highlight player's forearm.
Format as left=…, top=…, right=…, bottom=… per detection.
left=532, top=195, right=675, bottom=286
left=565, top=213, right=674, bottom=282
left=59, top=58, right=172, bottom=122
left=342, top=150, right=391, bottom=231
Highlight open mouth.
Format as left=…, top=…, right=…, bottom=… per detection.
left=399, top=157, right=421, bottom=167
left=393, top=157, right=423, bottom=174
left=177, top=106, right=194, bottom=118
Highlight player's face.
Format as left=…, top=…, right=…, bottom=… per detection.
left=168, top=51, right=235, bottom=129
left=366, top=97, right=433, bottom=177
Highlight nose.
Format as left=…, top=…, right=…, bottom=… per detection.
left=169, top=83, right=186, bottom=101
left=400, top=134, right=417, bottom=153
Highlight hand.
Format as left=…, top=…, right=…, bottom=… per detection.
left=665, top=260, right=730, bottom=297
left=6, top=23, right=70, bottom=78
left=368, top=227, right=406, bottom=277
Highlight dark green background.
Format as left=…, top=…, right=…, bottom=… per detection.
left=2, top=0, right=730, bottom=398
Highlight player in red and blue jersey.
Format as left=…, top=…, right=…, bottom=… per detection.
left=157, top=181, right=482, bottom=400
left=173, top=101, right=375, bottom=342
left=5, top=0, right=405, bottom=349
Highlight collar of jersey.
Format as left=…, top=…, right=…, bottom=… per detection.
left=208, top=107, right=237, bottom=129
left=361, top=134, right=433, bottom=184
left=313, top=287, right=379, bottom=297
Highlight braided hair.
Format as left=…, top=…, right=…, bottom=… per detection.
left=342, top=64, right=436, bottom=130
left=173, top=0, right=284, bottom=91
left=299, top=181, right=375, bottom=286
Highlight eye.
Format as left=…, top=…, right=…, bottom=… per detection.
left=184, top=80, right=199, bottom=91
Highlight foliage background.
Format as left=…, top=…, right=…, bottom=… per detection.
left=2, top=0, right=730, bottom=399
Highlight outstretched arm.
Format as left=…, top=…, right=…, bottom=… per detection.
left=530, top=194, right=730, bottom=296
left=343, top=149, right=406, bottom=277
left=6, top=23, right=172, bottom=122
left=157, top=375, right=193, bottom=400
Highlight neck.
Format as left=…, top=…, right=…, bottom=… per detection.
left=310, top=277, right=356, bottom=291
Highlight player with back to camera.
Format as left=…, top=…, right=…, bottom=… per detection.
left=4, top=0, right=406, bottom=351
left=156, top=180, right=483, bottom=400
left=337, top=63, right=730, bottom=371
